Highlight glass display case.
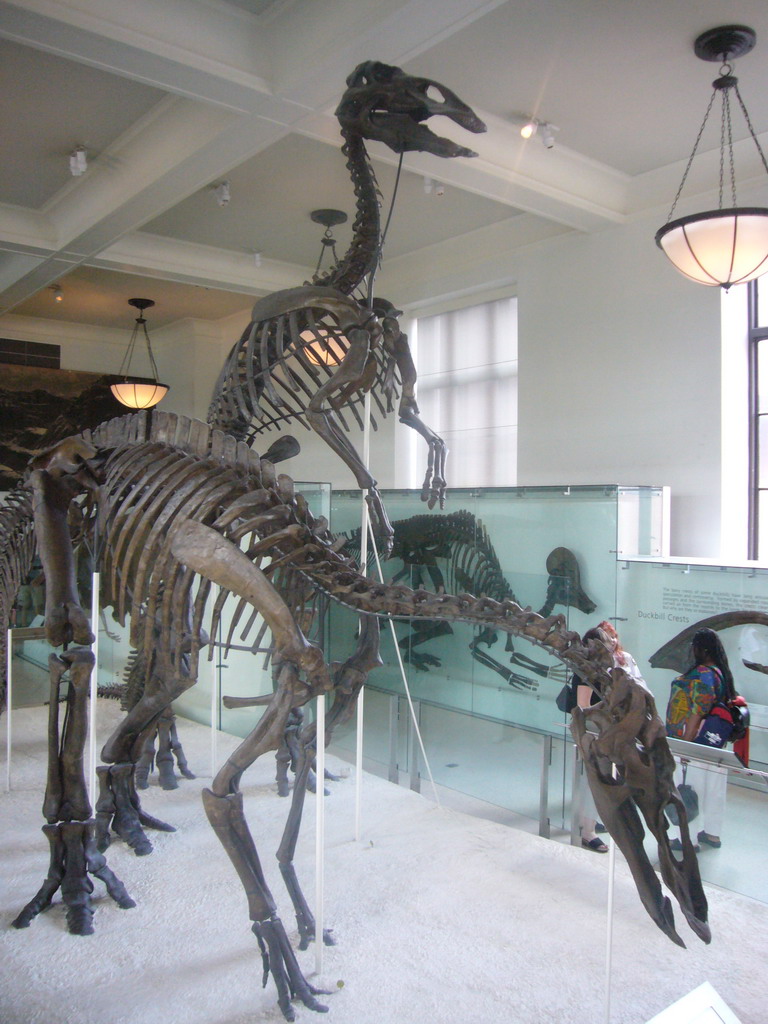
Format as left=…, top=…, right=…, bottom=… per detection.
left=615, top=556, right=768, bottom=772
left=326, top=484, right=668, bottom=735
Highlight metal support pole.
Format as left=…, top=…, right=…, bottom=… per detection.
left=314, top=693, right=326, bottom=975
left=355, top=392, right=371, bottom=841
left=570, top=743, right=583, bottom=846
left=5, top=628, right=12, bottom=792
left=539, top=734, right=552, bottom=838
left=604, top=763, right=618, bottom=1024
left=408, top=700, right=421, bottom=793
left=210, top=585, right=222, bottom=778
left=388, top=694, right=399, bottom=783
left=88, top=572, right=99, bottom=806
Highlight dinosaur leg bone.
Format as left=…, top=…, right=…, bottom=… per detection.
left=14, top=648, right=135, bottom=933
left=171, top=520, right=331, bottom=692
left=202, top=672, right=332, bottom=1020
left=171, top=521, right=334, bottom=1019
left=388, top=321, right=448, bottom=509
left=29, top=468, right=94, bottom=647
left=277, top=616, right=382, bottom=949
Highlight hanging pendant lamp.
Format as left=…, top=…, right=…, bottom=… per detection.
left=655, top=25, right=768, bottom=290
left=300, top=209, right=349, bottom=366
left=110, top=298, right=170, bottom=409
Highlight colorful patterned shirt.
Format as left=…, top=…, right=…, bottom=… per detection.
left=665, top=664, right=724, bottom=739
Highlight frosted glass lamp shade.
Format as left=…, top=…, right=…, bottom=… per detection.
left=299, top=328, right=347, bottom=366
left=110, top=380, right=169, bottom=409
left=655, top=208, right=768, bottom=288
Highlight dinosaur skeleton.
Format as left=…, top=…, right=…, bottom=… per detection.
left=207, top=62, right=487, bottom=550
left=342, top=510, right=596, bottom=685
left=6, top=410, right=709, bottom=1020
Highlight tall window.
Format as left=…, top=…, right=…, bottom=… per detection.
left=749, top=277, right=768, bottom=558
left=408, top=296, right=517, bottom=488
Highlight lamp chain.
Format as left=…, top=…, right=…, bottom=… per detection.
left=665, top=89, right=717, bottom=223
left=142, top=320, right=161, bottom=381
left=733, top=83, right=768, bottom=178
left=117, top=323, right=141, bottom=378
left=720, top=84, right=734, bottom=208
left=314, top=228, right=340, bottom=277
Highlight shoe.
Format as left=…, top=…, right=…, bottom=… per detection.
left=697, top=831, right=722, bottom=849
left=582, top=837, right=608, bottom=853
left=669, top=838, right=700, bottom=853
left=595, top=822, right=607, bottom=833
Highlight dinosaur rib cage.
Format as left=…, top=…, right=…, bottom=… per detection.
left=85, top=412, right=338, bottom=692
left=209, top=304, right=398, bottom=443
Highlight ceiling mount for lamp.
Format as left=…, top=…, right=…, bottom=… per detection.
left=110, top=298, right=170, bottom=410
left=310, top=208, right=347, bottom=278
left=655, top=24, right=768, bottom=289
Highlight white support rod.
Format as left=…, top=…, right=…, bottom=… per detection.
left=88, top=572, right=99, bottom=807
left=211, top=587, right=220, bottom=779
left=354, top=673, right=365, bottom=842
left=6, top=628, right=12, bottom=792
left=314, top=692, right=326, bottom=976
left=369, top=525, right=440, bottom=807
left=604, top=763, right=618, bottom=1024
left=355, top=391, right=372, bottom=842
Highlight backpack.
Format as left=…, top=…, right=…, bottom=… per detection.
left=555, top=680, right=577, bottom=714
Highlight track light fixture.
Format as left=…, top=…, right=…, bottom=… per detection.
left=110, top=298, right=169, bottom=410
left=656, top=25, right=768, bottom=289
left=213, top=180, right=231, bottom=207
left=517, top=117, right=559, bottom=148
left=69, top=146, right=87, bottom=176
left=423, top=177, right=445, bottom=196
left=49, top=284, right=63, bottom=302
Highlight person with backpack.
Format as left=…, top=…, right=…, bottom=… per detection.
left=665, top=627, right=738, bottom=851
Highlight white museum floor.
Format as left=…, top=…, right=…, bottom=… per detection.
left=2, top=700, right=768, bottom=1024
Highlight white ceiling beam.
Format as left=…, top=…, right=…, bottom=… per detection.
left=292, top=107, right=630, bottom=230
left=92, top=231, right=306, bottom=296
left=269, top=0, right=511, bottom=101
left=0, top=0, right=274, bottom=112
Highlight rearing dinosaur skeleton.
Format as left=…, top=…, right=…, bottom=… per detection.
left=207, top=62, right=487, bottom=550
left=9, top=410, right=709, bottom=1021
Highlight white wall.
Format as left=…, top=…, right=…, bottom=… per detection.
left=516, top=214, right=725, bottom=557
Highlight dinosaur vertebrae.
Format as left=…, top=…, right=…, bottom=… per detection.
left=312, top=129, right=382, bottom=296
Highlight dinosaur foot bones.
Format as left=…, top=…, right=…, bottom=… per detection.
left=253, top=919, right=331, bottom=1021
left=95, top=763, right=176, bottom=856
left=12, top=820, right=135, bottom=934
left=135, top=707, right=196, bottom=790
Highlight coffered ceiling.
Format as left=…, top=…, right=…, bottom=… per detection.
left=2, top=0, right=768, bottom=331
